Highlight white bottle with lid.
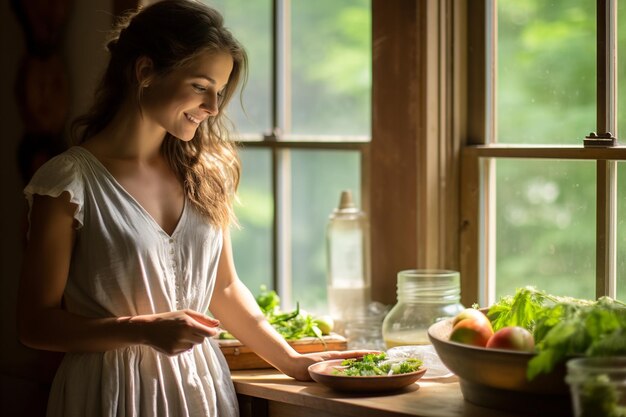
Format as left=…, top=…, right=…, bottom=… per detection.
left=326, top=190, right=371, bottom=334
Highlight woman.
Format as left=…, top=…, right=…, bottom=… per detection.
left=17, top=1, right=368, bottom=416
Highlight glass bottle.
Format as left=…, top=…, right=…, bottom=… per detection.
left=382, top=269, right=464, bottom=348
left=326, top=190, right=371, bottom=334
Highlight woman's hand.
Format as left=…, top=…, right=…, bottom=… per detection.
left=284, top=350, right=381, bottom=381
left=132, top=309, right=221, bottom=356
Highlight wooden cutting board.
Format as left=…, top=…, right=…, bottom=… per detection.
left=218, top=334, right=348, bottom=370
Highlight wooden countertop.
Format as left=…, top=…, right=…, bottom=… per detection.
left=231, top=369, right=543, bottom=417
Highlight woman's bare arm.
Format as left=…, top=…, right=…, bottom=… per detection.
left=209, top=229, right=372, bottom=381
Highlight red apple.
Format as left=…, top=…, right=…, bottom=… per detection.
left=486, top=326, right=535, bottom=352
left=452, top=308, right=492, bottom=329
left=449, top=318, right=494, bottom=347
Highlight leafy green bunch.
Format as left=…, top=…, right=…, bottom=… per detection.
left=487, top=286, right=626, bottom=380
left=219, top=285, right=326, bottom=341
left=334, top=353, right=423, bottom=376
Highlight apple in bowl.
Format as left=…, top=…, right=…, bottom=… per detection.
left=448, top=308, right=494, bottom=348
left=486, top=326, right=535, bottom=352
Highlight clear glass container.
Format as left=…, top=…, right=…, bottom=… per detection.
left=382, top=269, right=464, bottom=348
left=345, top=302, right=389, bottom=351
left=566, top=357, right=626, bottom=417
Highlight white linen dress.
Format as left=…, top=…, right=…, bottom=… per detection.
left=24, top=146, right=239, bottom=417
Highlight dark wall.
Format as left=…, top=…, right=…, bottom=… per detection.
left=0, top=1, right=112, bottom=415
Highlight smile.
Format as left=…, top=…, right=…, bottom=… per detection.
left=185, top=113, right=203, bottom=124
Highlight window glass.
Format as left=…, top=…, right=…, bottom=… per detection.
left=497, top=0, right=595, bottom=144
left=209, top=0, right=272, bottom=134
left=495, top=159, right=596, bottom=299
left=290, top=150, right=360, bottom=313
left=618, top=0, right=626, bottom=139
left=617, top=163, right=626, bottom=301
left=231, top=148, right=273, bottom=294
left=291, top=0, right=371, bottom=136
left=209, top=0, right=369, bottom=305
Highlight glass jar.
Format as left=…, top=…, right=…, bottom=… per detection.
left=566, top=357, right=626, bottom=417
left=382, top=269, right=464, bottom=348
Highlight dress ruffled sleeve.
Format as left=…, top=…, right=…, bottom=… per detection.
left=24, top=151, right=85, bottom=229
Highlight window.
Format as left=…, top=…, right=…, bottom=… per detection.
left=461, top=0, right=626, bottom=305
left=208, top=0, right=371, bottom=312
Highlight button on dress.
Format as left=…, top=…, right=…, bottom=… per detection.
left=24, top=146, right=238, bottom=417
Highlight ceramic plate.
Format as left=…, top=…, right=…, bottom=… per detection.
left=308, top=359, right=427, bottom=393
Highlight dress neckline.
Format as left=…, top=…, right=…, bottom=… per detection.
left=72, top=146, right=187, bottom=238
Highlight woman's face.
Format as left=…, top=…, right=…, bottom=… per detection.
left=141, top=51, right=234, bottom=141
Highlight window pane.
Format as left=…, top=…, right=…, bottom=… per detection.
left=232, top=148, right=273, bottom=293
left=618, top=1, right=626, bottom=139
left=495, top=159, right=595, bottom=299
left=210, top=0, right=272, bottom=134
left=290, top=150, right=361, bottom=313
left=617, top=163, right=626, bottom=301
left=497, top=0, right=595, bottom=144
left=291, top=0, right=371, bottom=136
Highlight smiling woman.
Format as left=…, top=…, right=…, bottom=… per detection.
left=139, top=51, right=234, bottom=141
left=16, top=1, right=370, bottom=417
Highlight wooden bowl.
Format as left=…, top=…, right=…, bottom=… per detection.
left=428, top=318, right=572, bottom=416
left=308, top=359, right=426, bottom=393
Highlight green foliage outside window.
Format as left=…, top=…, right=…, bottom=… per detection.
left=495, top=0, right=621, bottom=299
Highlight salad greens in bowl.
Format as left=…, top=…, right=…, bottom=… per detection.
left=308, top=353, right=426, bottom=392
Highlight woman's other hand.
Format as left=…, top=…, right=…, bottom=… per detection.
left=132, top=309, right=221, bottom=355
left=285, top=350, right=381, bottom=381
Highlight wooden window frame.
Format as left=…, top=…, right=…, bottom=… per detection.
left=371, top=0, right=625, bottom=307
left=370, top=0, right=464, bottom=305
left=235, top=0, right=371, bottom=307
left=461, top=0, right=622, bottom=306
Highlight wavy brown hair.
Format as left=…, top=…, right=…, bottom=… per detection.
left=72, top=0, right=247, bottom=228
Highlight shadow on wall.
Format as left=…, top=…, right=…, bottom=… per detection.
left=12, top=0, right=71, bottom=183
left=2, top=1, right=71, bottom=416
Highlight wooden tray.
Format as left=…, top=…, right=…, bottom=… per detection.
left=218, top=334, right=347, bottom=370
